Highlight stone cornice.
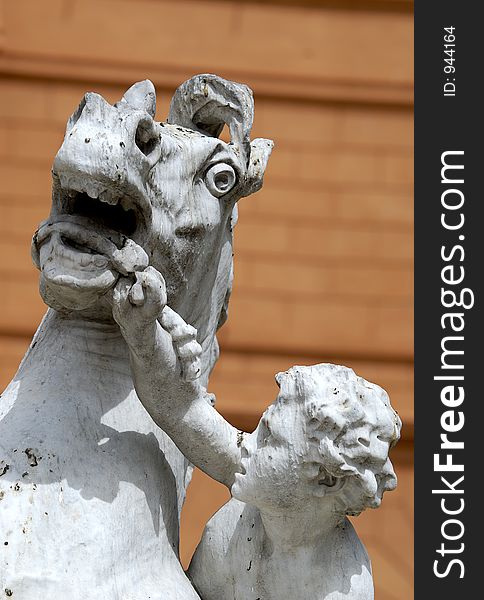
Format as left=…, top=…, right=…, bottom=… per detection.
left=0, top=51, right=413, bottom=107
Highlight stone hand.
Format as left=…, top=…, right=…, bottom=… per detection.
left=112, top=266, right=202, bottom=382
left=160, top=306, right=202, bottom=382
left=112, top=266, right=167, bottom=329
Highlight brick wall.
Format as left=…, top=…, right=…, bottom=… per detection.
left=0, top=1, right=413, bottom=598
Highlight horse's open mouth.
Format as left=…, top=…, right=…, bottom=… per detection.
left=39, top=174, right=150, bottom=254
left=53, top=172, right=150, bottom=241
left=61, top=188, right=138, bottom=237
left=33, top=177, right=150, bottom=286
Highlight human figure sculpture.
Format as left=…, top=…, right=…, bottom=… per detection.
left=0, top=75, right=272, bottom=597
left=111, top=263, right=402, bottom=600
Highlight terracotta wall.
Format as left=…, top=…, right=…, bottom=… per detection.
left=0, top=1, right=413, bottom=598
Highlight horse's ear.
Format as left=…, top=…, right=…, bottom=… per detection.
left=117, top=80, right=156, bottom=117
left=242, top=138, right=274, bottom=197
left=168, top=74, right=273, bottom=196
left=168, top=74, right=254, bottom=164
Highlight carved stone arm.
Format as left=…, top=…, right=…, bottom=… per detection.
left=128, top=320, right=242, bottom=487
left=111, top=269, right=242, bottom=487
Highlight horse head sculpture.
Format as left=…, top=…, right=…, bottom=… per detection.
left=0, top=75, right=272, bottom=598
left=33, top=74, right=272, bottom=378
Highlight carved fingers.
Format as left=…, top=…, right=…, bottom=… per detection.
left=111, top=238, right=149, bottom=276
left=130, top=267, right=167, bottom=312
left=112, top=266, right=167, bottom=333
left=161, top=306, right=202, bottom=382
left=112, top=266, right=202, bottom=382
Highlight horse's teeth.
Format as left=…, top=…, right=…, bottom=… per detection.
left=120, top=197, right=131, bottom=211
left=85, top=183, right=102, bottom=199
left=99, top=190, right=118, bottom=205
left=79, top=253, right=91, bottom=267
left=59, top=174, right=71, bottom=190
left=93, top=255, right=108, bottom=268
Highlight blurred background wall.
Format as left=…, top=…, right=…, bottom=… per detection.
left=0, top=1, right=413, bottom=598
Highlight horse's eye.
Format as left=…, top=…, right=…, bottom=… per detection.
left=205, top=163, right=237, bottom=197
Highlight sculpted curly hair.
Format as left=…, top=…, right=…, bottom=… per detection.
left=282, top=363, right=402, bottom=517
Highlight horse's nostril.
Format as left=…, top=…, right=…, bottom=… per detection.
left=135, top=118, right=160, bottom=158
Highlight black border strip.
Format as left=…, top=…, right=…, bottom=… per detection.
left=415, top=3, right=480, bottom=596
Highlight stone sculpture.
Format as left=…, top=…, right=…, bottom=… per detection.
left=0, top=73, right=400, bottom=600
left=112, top=269, right=402, bottom=600
left=0, top=74, right=272, bottom=598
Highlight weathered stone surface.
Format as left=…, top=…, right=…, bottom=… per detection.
left=0, top=74, right=272, bottom=597
left=111, top=267, right=401, bottom=600
left=1, top=70, right=399, bottom=600
left=190, top=365, right=402, bottom=600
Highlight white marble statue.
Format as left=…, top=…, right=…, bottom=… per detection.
left=111, top=267, right=402, bottom=600
left=0, top=75, right=272, bottom=598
